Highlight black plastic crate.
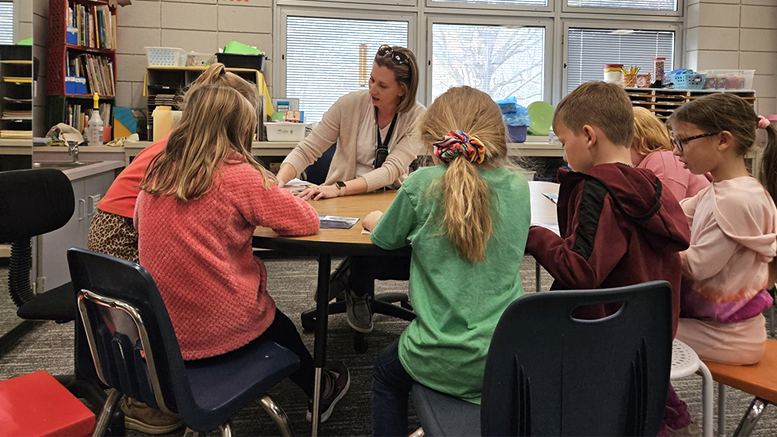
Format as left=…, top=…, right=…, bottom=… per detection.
left=216, top=53, right=265, bottom=72
left=0, top=45, right=31, bottom=61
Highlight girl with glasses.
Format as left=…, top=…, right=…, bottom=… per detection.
left=276, top=46, right=426, bottom=334
left=662, top=93, right=777, bottom=435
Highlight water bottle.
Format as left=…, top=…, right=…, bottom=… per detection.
left=88, top=92, right=104, bottom=147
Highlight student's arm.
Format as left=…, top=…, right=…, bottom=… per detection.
left=681, top=216, right=739, bottom=281
left=525, top=195, right=628, bottom=290
left=238, top=167, right=320, bottom=237
left=370, top=188, right=416, bottom=250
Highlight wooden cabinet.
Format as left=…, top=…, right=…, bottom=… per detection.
left=36, top=169, right=116, bottom=292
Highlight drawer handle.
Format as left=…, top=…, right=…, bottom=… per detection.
left=87, top=195, right=100, bottom=218
left=78, top=199, right=86, bottom=221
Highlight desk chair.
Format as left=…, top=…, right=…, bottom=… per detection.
left=0, top=169, right=110, bottom=420
left=412, top=281, right=673, bottom=436
left=704, top=339, right=777, bottom=437
left=67, top=248, right=300, bottom=437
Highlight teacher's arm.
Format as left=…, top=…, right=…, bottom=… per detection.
left=277, top=99, right=344, bottom=186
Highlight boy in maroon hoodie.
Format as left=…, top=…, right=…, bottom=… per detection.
left=526, top=81, right=692, bottom=437
left=526, top=81, right=690, bottom=330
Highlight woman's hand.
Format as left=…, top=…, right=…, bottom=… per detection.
left=298, top=184, right=340, bottom=201
left=363, top=210, right=383, bottom=232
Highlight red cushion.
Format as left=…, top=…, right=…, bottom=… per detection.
left=0, top=370, right=95, bottom=437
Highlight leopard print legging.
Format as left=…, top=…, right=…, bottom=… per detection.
left=87, top=209, right=139, bottom=263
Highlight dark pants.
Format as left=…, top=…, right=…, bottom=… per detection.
left=348, top=256, right=411, bottom=297
left=372, top=339, right=416, bottom=437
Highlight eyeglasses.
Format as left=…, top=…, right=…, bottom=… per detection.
left=670, top=132, right=720, bottom=154
left=376, top=45, right=409, bottom=65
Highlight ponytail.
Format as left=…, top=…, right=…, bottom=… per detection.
left=761, top=125, right=777, bottom=205
left=442, top=157, right=492, bottom=263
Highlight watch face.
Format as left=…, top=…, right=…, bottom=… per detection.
left=337, top=181, right=346, bottom=188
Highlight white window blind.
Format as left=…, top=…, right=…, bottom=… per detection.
left=568, top=0, right=676, bottom=11
left=0, top=2, right=14, bottom=46
left=285, top=16, right=408, bottom=123
left=431, top=0, right=546, bottom=6
left=566, top=28, right=674, bottom=94
left=432, top=23, right=545, bottom=106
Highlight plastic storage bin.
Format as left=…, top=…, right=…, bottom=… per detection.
left=186, top=52, right=214, bottom=67
left=698, top=70, right=755, bottom=90
left=65, top=76, right=87, bottom=95
left=66, top=27, right=78, bottom=45
left=216, top=53, right=266, bottom=72
left=145, top=47, right=187, bottom=67
left=667, top=72, right=706, bottom=90
left=265, top=122, right=307, bottom=142
left=507, top=125, right=527, bottom=143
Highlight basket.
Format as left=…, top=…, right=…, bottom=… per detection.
left=186, top=52, right=215, bottom=67
left=145, top=47, right=187, bottom=67
left=265, top=122, right=307, bottom=142
left=667, top=72, right=707, bottom=90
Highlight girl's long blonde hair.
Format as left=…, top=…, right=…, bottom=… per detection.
left=418, top=86, right=508, bottom=263
left=632, top=106, right=672, bottom=156
left=139, top=64, right=275, bottom=201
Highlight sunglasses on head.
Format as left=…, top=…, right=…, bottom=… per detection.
left=670, top=132, right=720, bottom=154
left=376, top=45, right=409, bottom=65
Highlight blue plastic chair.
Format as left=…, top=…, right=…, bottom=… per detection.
left=67, top=248, right=301, bottom=436
left=412, top=281, right=673, bottom=436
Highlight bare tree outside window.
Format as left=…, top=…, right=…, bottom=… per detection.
left=432, top=24, right=545, bottom=106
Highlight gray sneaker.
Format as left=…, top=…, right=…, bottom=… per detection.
left=345, top=288, right=373, bottom=333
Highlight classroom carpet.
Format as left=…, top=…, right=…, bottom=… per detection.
left=1, top=258, right=777, bottom=437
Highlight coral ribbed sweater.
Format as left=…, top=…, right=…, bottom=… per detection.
left=135, top=159, right=319, bottom=360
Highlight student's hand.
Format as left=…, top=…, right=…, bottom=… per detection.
left=298, top=184, right=340, bottom=201
left=363, top=210, right=383, bottom=232
left=276, top=178, right=286, bottom=188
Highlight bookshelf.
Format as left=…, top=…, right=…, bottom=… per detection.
left=145, top=66, right=267, bottom=141
left=625, top=88, right=756, bottom=121
left=0, top=53, right=33, bottom=140
left=46, top=0, right=116, bottom=136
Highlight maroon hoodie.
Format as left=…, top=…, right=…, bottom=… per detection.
left=526, top=163, right=691, bottom=333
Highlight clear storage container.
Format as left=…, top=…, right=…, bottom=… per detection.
left=265, top=122, right=307, bottom=142
left=698, top=69, right=755, bottom=90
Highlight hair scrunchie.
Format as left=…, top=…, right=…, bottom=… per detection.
left=433, top=130, right=486, bottom=164
left=758, top=115, right=771, bottom=130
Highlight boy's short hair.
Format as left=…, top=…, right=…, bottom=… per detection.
left=554, top=81, right=635, bottom=147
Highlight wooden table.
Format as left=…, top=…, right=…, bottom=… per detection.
left=253, top=182, right=559, bottom=435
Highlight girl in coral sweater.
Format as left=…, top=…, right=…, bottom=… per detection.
left=135, top=84, right=349, bottom=424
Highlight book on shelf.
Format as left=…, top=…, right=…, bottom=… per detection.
left=67, top=2, right=115, bottom=50
left=68, top=53, right=114, bottom=96
left=0, top=130, right=32, bottom=139
left=65, top=102, right=111, bottom=133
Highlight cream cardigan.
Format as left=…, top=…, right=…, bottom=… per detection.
left=282, top=90, right=426, bottom=191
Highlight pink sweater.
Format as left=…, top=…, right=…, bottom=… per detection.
left=135, top=158, right=319, bottom=360
left=680, top=177, right=777, bottom=323
left=637, top=150, right=711, bottom=202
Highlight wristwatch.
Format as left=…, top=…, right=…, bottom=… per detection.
left=335, top=181, right=347, bottom=197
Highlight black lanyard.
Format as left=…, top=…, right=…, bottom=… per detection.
left=374, top=106, right=399, bottom=169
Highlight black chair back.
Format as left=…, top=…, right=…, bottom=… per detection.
left=305, top=143, right=336, bottom=185
left=0, top=169, right=74, bottom=242
left=67, top=248, right=190, bottom=415
left=481, top=281, right=673, bottom=436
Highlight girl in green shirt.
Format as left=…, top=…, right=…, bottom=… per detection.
left=363, top=86, right=532, bottom=436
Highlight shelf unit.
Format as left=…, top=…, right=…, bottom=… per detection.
left=0, top=54, right=33, bottom=140
left=46, top=0, right=117, bottom=135
left=624, top=88, right=756, bottom=121
left=145, top=66, right=267, bottom=141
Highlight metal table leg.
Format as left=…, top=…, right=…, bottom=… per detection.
left=311, top=253, right=331, bottom=436
left=535, top=259, right=541, bottom=292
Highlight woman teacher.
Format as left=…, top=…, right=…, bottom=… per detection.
left=276, top=45, right=425, bottom=333
left=276, top=45, right=425, bottom=199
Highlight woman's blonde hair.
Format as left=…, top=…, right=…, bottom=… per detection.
left=139, top=84, right=274, bottom=201
left=418, top=86, right=508, bottom=263
left=140, top=63, right=274, bottom=201
left=374, top=46, right=419, bottom=114
left=632, top=107, right=672, bottom=156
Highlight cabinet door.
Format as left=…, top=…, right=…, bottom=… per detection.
left=83, top=170, right=118, bottom=248
left=38, top=179, right=84, bottom=292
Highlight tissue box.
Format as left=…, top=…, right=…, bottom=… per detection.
left=66, top=76, right=87, bottom=95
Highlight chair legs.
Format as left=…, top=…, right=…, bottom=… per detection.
left=718, top=384, right=726, bottom=437
left=258, top=394, right=294, bottom=437
left=698, top=362, right=714, bottom=437
left=732, top=398, right=769, bottom=437
left=91, top=388, right=122, bottom=437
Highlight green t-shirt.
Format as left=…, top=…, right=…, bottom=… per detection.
left=370, top=165, right=531, bottom=404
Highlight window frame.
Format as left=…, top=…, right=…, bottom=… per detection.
left=425, top=14, right=554, bottom=106
left=562, top=20, right=683, bottom=99
left=272, top=6, right=418, bottom=107
left=425, top=0, right=553, bottom=15
left=562, top=0, right=684, bottom=18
